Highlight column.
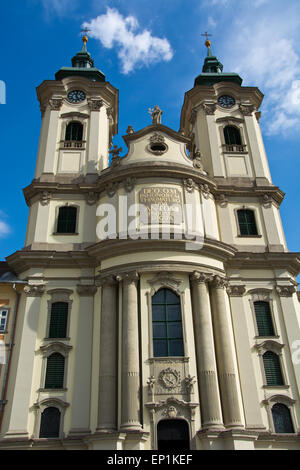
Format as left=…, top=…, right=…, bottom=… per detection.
left=5, top=284, right=45, bottom=437
left=97, top=276, right=118, bottom=431
left=69, top=285, right=97, bottom=435
left=209, top=276, right=243, bottom=428
left=43, top=99, right=62, bottom=175
left=190, top=271, right=223, bottom=429
left=87, top=99, right=103, bottom=174
left=119, top=272, right=141, bottom=431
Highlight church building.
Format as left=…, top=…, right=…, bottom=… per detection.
left=0, top=34, right=300, bottom=450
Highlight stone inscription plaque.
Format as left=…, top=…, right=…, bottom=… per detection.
left=139, top=187, right=182, bottom=224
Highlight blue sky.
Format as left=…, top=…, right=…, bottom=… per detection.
left=0, top=0, right=299, bottom=263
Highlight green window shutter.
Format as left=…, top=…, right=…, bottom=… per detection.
left=263, top=351, right=284, bottom=386
left=224, top=125, right=242, bottom=145
left=39, top=407, right=61, bottom=438
left=237, top=209, right=258, bottom=236
left=57, top=206, right=77, bottom=233
left=254, top=301, right=275, bottom=336
left=45, top=353, right=65, bottom=389
left=152, top=288, right=184, bottom=358
left=49, top=302, right=68, bottom=338
left=272, top=403, right=294, bottom=433
left=65, top=122, right=83, bottom=141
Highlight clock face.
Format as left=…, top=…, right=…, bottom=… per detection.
left=67, top=90, right=86, bottom=103
left=218, top=95, right=236, bottom=108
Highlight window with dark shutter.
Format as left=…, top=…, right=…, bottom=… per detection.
left=49, top=302, right=68, bottom=338
left=57, top=206, right=77, bottom=234
left=254, top=301, right=275, bottom=336
left=272, top=403, right=294, bottom=433
left=224, top=126, right=242, bottom=145
left=65, top=122, right=83, bottom=142
left=237, top=209, right=258, bottom=236
left=263, top=351, right=284, bottom=386
left=45, top=353, right=65, bottom=389
left=152, top=288, right=184, bottom=357
left=39, top=407, right=61, bottom=438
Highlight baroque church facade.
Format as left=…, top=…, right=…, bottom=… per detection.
left=0, top=35, right=300, bottom=450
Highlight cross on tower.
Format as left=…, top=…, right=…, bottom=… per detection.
left=81, top=27, right=91, bottom=36
left=201, top=32, right=212, bottom=41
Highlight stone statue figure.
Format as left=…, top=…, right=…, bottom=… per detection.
left=149, top=105, right=162, bottom=125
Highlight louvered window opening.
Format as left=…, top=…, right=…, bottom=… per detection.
left=254, top=301, right=275, bottom=336
left=49, top=302, right=68, bottom=338
left=39, top=407, right=61, bottom=438
left=65, top=122, right=83, bottom=141
left=57, top=206, right=77, bottom=234
left=224, top=125, right=242, bottom=145
left=272, top=403, right=294, bottom=433
left=152, top=288, right=184, bottom=357
left=263, top=351, right=284, bottom=386
left=45, top=353, right=65, bottom=389
left=237, top=209, right=258, bottom=236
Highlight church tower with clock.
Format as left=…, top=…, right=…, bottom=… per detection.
left=0, top=35, right=300, bottom=451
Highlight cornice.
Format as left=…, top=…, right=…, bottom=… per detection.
left=226, top=252, right=300, bottom=276
left=122, top=123, right=191, bottom=146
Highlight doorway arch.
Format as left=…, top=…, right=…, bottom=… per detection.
left=157, top=419, right=190, bottom=451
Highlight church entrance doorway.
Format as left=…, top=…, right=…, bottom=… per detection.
left=157, top=419, right=190, bottom=451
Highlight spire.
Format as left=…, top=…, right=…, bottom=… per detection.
left=55, top=32, right=106, bottom=82
left=194, top=35, right=242, bottom=87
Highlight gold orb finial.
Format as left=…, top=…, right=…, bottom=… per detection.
left=82, top=35, right=88, bottom=44
left=205, top=39, right=211, bottom=48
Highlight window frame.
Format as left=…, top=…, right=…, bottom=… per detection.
left=45, top=289, right=73, bottom=340
left=0, top=308, right=10, bottom=333
left=248, top=289, right=279, bottom=339
left=234, top=207, right=261, bottom=238
left=33, top=398, right=69, bottom=439
left=255, top=340, right=289, bottom=389
left=262, top=394, right=297, bottom=435
left=53, top=204, right=80, bottom=235
left=39, top=341, right=72, bottom=392
left=65, top=121, right=83, bottom=142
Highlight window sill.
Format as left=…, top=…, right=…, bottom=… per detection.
left=53, top=233, right=79, bottom=236
left=39, top=388, right=68, bottom=392
left=262, top=385, right=289, bottom=390
left=254, top=335, right=280, bottom=340
left=237, top=234, right=262, bottom=238
left=43, top=337, right=70, bottom=342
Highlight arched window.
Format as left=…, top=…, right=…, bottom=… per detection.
left=65, top=122, right=83, bottom=142
left=56, top=206, right=77, bottom=234
left=157, top=419, right=190, bottom=451
left=48, top=302, right=68, bottom=338
left=45, top=353, right=65, bottom=389
left=272, top=403, right=294, bottom=433
left=152, top=288, right=184, bottom=357
left=224, top=125, right=242, bottom=145
left=39, top=407, right=61, bottom=438
left=237, top=209, right=258, bottom=236
left=263, top=351, right=284, bottom=386
left=254, top=301, right=275, bottom=337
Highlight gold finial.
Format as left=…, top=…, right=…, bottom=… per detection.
left=81, top=27, right=91, bottom=45
left=201, top=31, right=212, bottom=48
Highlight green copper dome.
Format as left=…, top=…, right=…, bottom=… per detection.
left=194, top=44, right=242, bottom=87
left=55, top=37, right=106, bottom=82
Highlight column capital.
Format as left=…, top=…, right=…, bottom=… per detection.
left=48, top=98, right=63, bottom=110
left=276, top=285, right=296, bottom=297
left=116, top=271, right=139, bottom=285
left=190, top=271, right=213, bottom=284
left=88, top=98, right=103, bottom=111
left=23, top=284, right=46, bottom=297
left=96, top=275, right=117, bottom=287
left=211, top=275, right=228, bottom=289
left=226, top=285, right=246, bottom=297
left=76, top=285, right=97, bottom=297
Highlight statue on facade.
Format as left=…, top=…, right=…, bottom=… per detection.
left=149, top=105, right=163, bottom=125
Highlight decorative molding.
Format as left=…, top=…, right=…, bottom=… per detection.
left=192, top=149, right=205, bottom=173
left=226, top=285, right=246, bottom=297
left=96, top=275, right=117, bottom=287
left=190, top=109, right=197, bottom=125
left=199, top=184, right=211, bottom=199
left=202, top=103, right=216, bottom=115
left=147, top=133, right=168, bottom=155
left=106, top=107, right=114, bottom=120
left=276, top=285, right=296, bottom=297
left=216, top=194, right=228, bottom=208
left=147, top=271, right=182, bottom=295
left=211, top=275, right=228, bottom=289
left=116, top=271, right=139, bottom=284
left=49, top=98, right=63, bottom=111
left=109, top=145, right=122, bottom=168
left=261, top=194, right=273, bottom=209
left=85, top=191, right=98, bottom=206
left=255, top=340, right=284, bottom=355
left=24, top=284, right=46, bottom=297
left=159, top=368, right=181, bottom=390
left=183, top=178, right=197, bottom=193
left=40, top=341, right=72, bottom=355
left=88, top=99, right=103, bottom=111
left=76, top=285, right=97, bottom=297
left=247, top=288, right=272, bottom=302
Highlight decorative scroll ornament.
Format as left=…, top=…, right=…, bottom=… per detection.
left=200, top=184, right=211, bottom=199
left=184, top=375, right=196, bottom=401
left=24, top=284, right=46, bottom=297
left=192, top=149, right=205, bottom=173
left=202, top=103, right=216, bottom=115
left=276, top=285, right=296, bottom=297
left=239, top=104, right=255, bottom=116
left=40, top=191, right=51, bottom=206
left=49, top=98, right=63, bottom=110
left=226, top=285, right=246, bottom=297
left=105, top=181, right=119, bottom=197
left=261, top=194, right=273, bottom=209
left=183, top=178, right=197, bottom=193
left=124, top=176, right=136, bottom=193
left=88, top=99, right=103, bottom=111
left=190, top=271, right=213, bottom=284
left=212, top=275, right=228, bottom=289
left=162, top=406, right=178, bottom=419
left=116, top=271, right=139, bottom=284
left=85, top=191, right=98, bottom=206
left=217, top=193, right=228, bottom=208
left=159, top=368, right=181, bottom=390
left=76, top=285, right=97, bottom=297
left=109, top=144, right=122, bottom=168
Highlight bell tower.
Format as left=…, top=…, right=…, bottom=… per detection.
left=23, top=34, right=119, bottom=249
left=180, top=39, right=287, bottom=253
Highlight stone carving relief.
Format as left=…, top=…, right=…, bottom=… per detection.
left=88, top=99, right=103, bottom=111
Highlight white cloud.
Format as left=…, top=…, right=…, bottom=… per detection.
left=0, top=213, right=11, bottom=239
left=40, top=0, right=76, bottom=17
left=83, top=8, right=173, bottom=74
